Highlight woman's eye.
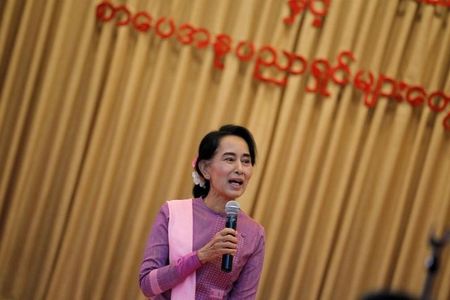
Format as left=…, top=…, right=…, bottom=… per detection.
left=225, top=157, right=234, bottom=162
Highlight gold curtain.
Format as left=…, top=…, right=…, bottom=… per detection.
left=0, top=0, right=449, bottom=299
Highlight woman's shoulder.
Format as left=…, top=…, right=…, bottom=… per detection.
left=238, top=211, right=265, bottom=236
left=166, top=198, right=193, bottom=205
left=164, top=198, right=193, bottom=210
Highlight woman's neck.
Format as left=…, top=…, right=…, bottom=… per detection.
left=203, top=194, right=229, bottom=213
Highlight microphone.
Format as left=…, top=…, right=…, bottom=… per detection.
left=221, top=200, right=240, bottom=273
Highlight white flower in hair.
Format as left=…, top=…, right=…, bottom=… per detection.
left=192, top=170, right=205, bottom=188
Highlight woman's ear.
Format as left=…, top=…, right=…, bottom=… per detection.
left=198, top=160, right=210, bottom=180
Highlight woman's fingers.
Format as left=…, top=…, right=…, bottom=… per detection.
left=220, top=228, right=237, bottom=236
left=216, top=229, right=237, bottom=244
left=198, top=229, right=239, bottom=264
left=215, top=240, right=237, bottom=250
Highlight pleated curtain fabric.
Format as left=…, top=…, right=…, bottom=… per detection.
left=0, top=0, right=449, bottom=299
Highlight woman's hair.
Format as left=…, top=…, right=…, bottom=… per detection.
left=192, top=124, right=257, bottom=198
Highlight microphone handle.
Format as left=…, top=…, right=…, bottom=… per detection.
left=221, top=215, right=237, bottom=272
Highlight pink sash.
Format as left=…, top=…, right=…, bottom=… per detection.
left=167, top=199, right=196, bottom=299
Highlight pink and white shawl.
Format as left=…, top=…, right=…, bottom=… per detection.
left=167, top=199, right=196, bottom=299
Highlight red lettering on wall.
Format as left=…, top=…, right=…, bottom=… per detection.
left=115, top=6, right=131, bottom=26
left=194, top=28, right=211, bottom=49
left=418, top=0, right=450, bottom=7
left=406, top=86, right=427, bottom=107
left=284, top=0, right=332, bottom=28
left=95, top=1, right=450, bottom=131
left=428, top=92, right=450, bottom=113
left=236, top=41, right=255, bottom=62
left=96, top=1, right=115, bottom=22
left=284, top=52, right=308, bottom=75
left=354, top=70, right=375, bottom=106
left=155, top=18, right=175, bottom=39
left=132, top=12, right=152, bottom=32
left=213, top=34, right=233, bottom=69
left=443, top=112, right=450, bottom=131
left=330, top=51, right=354, bottom=86
left=253, top=46, right=287, bottom=86
left=176, top=24, right=196, bottom=45
left=306, top=59, right=332, bottom=96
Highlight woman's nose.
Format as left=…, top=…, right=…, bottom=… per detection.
left=234, top=161, right=243, bottom=174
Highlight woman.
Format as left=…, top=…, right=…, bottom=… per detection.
left=139, top=124, right=265, bottom=299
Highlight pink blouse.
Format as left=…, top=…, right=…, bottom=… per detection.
left=139, top=197, right=265, bottom=299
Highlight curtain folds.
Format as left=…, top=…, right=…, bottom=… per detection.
left=0, top=0, right=449, bottom=299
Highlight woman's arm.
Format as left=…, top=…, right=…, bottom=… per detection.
left=229, top=228, right=266, bottom=299
left=138, top=204, right=202, bottom=297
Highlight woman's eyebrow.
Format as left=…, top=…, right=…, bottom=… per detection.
left=222, top=152, right=250, bottom=157
left=222, top=152, right=237, bottom=157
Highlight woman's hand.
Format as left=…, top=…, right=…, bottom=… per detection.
left=197, top=228, right=238, bottom=264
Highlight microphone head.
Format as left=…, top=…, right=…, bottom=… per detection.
left=225, top=200, right=240, bottom=216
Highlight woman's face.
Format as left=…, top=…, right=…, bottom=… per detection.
left=203, top=135, right=253, bottom=202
